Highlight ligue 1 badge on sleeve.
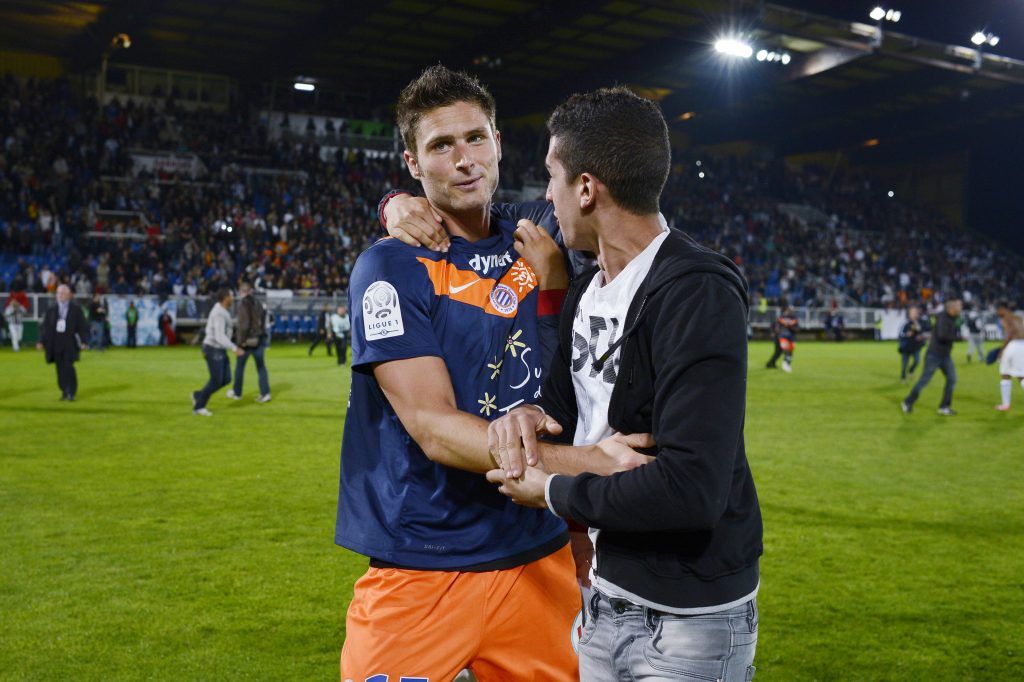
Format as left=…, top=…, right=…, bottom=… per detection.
left=363, top=281, right=405, bottom=340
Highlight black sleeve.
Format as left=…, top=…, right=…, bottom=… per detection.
left=536, top=304, right=579, bottom=444
left=549, top=274, right=748, bottom=532
left=537, top=311, right=559, bottom=377
left=40, top=308, right=52, bottom=347
left=73, top=306, right=89, bottom=343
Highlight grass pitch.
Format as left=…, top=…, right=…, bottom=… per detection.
left=1, top=341, right=1022, bottom=681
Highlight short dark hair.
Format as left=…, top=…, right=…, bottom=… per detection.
left=997, top=300, right=1013, bottom=311
left=547, top=86, right=670, bottom=215
left=216, top=287, right=232, bottom=303
left=396, top=64, right=496, bottom=155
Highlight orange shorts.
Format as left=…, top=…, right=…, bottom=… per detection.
left=341, top=544, right=581, bottom=682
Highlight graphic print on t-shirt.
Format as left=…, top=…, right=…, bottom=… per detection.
left=572, top=312, right=621, bottom=384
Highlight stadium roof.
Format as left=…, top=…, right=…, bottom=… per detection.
left=2, top=0, right=1023, bottom=154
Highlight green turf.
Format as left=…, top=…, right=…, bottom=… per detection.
left=1, top=341, right=1022, bottom=680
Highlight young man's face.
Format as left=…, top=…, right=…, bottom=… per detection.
left=404, top=101, right=501, bottom=215
left=545, top=137, right=591, bottom=251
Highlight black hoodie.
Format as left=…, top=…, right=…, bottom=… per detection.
left=540, top=228, right=763, bottom=611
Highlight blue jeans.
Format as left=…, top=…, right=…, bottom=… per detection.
left=579, top=590, right=757, bottom=681
left=905, top=352, right=956, bottom=408
left=900, top=348, right=920, bottom=379
left=194, top=346, right=231, bottom=409
left=89, top=320, right=105, bottom=350
left=233, top=343, right=270, bottom=397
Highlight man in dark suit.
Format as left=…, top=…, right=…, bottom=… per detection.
left=37, top=284, right=89, bottom=401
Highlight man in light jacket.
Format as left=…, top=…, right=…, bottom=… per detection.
left=191, top=288, right=244, bottom=416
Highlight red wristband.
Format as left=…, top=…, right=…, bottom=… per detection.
left=378, top=190, right=411, bottom=229
left=537, top=288, right=567, bottom=316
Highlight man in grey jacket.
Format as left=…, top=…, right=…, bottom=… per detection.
left=191, top=288, right=245, bottom=416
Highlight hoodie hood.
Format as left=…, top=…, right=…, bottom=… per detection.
left=592, top=228, right=748, bottom=370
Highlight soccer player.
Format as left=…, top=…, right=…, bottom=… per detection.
left=898, top=305, right=925, bottom=383
left=902, top=296, right=962, bottom=415
left=766, top=306, right=798, bottom=372
left=335, top=65, right=646, bottom=682
left=485, top=86, right=761, bottom=682
left=993, top=302, right=1024, bottom=411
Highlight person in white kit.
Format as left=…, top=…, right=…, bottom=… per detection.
left=486, top=87, right=762, bottom=682
left=191, top=288, right=245, bottom=416
left=329, top=304, right=350, bottom=366
left=994, top=301, right=1024, bottom=411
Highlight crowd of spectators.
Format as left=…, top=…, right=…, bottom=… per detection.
left=2, top=74, right=1022, bottom=310
left=661, top=155, right=1023, bottom=308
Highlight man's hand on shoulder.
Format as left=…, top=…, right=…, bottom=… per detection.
left=514, top=219, right=567, bottom=291
left=384, top=194, right=449, bottom=252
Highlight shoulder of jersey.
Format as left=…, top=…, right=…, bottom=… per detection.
left=361, top=236, right=440, bottom=263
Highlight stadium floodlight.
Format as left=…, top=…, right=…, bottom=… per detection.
left=888, top=191, right=895, bottom=198
left=870, top=6, right=900, bottom=22
left=698, top=171, right=706, bottom=179
left=756, top=50, right=791, bottom=65
left=293, top=82, right=315, bottom=92
left=714, top=38, right=753, bottom=59
left=972, top=31, right=999, bottom=47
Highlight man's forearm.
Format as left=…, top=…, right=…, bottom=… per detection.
left=405, top=406, right=495, bottom=473
left=538, top=441, right=605, bottom=476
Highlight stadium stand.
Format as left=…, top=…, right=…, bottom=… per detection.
left=2, top=74, right=1022, bottom=314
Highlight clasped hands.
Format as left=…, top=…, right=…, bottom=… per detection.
left=484, top=405, right=654, bottom=508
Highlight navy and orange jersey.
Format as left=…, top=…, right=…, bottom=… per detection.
left=335, top=216, right=567, bottom=570
left=775, top=314, right=799, bottom=340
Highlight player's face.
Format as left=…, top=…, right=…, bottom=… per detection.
left=545, top=137, right=593, bottom=252
left=404, top=102, right=501, bottom=215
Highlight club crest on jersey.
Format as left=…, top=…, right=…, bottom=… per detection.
left=489, top=284, right=518, bottom=315
left=362, top=281, right=404, bottom=340
left=468, top=251, right=512, bottom=275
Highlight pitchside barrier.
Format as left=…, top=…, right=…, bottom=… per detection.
left=0, top=293, right=1009, bottom=346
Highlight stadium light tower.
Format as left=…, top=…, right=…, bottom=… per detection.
left=970, top=31, right=1000, bottom=68
left=98, top=33, right=131, bottom=105
left=869, top=7, right=901, bottom=47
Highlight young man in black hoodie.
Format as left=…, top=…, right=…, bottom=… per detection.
left=486, top=87, right=762, bottom=681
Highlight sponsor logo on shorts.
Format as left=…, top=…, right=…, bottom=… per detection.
left=362, top=281, right=404, bottom=340
left=489, top=284, right=518, bottom=315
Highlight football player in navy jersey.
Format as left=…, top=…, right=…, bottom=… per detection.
left=336, top=65, right=648, bottom=682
